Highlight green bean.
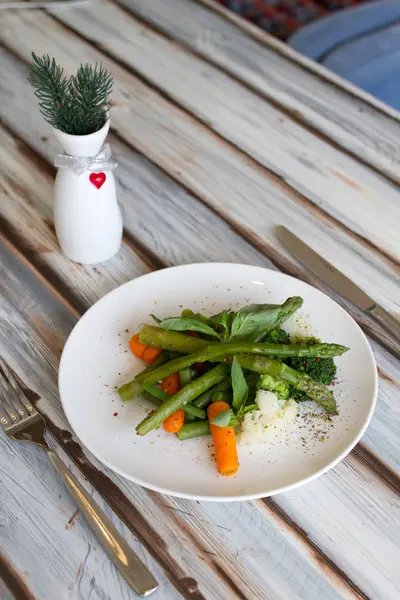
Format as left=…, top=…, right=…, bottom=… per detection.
left=143, top=383, right=168, bottom=402
left=179, top=366, right=197, bottom=387
left=136, top=365, right=229, bottom=435
left=182, top=405, right=206, bottom=419
left=142, top=383, right=206, bottom=419
left=141, top=390, right=162, bottom=407
left=176, top=420, right=211, bottom=441
left=192, top=378, right=232, bottom=408
left=211, top=391, right=232, bottom=404
left=184, top=413, right=197, bottom=424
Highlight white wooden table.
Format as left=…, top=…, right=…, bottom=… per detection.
left=0, top=1, right=399, bottom=599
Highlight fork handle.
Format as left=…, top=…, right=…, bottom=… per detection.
left=44, top=448, right=158, bottom=597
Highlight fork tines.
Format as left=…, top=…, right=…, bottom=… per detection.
left=0, top=358, right=36, bottom=431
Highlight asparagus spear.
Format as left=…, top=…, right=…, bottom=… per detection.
left=139, top=326, right=348, bottom=359
left=142, top=383, right=206, bottom=419
left=120, top=329, right=338, bottom=413
left=140, top=326, right=205, bottom=354
left=176, top=420, right=211, bottom=441
left=237, top=354, right=337, bottom=413
left=136, top=364, right=229, bottom=435
left=119, top=330, right=346, bottom=400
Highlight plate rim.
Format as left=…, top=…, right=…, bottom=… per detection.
left=59, top=262, right=378, bottom=502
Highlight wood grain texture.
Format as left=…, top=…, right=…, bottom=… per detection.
left=0, top=50, right=398, bottom=476
left=46, top=0, right=400, bottom=262
left=0, top=127, right=151, bottom=314
left=0, top=552, right=35, bottom=600
left=117, top=0, right=400, bottom=183
left=0, top=28, right=399, bottom=359
left=0, top=3, right=399, bottom=600
left=195, top=0, right=400, bottom=121
left=0, top=429, right=177, bottom=600
left=0, top=237, right=362, bottom=600
left=0, top=121, right=399, bottom=599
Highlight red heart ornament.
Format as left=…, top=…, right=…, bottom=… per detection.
left=89, top=172, right=106, bottom=189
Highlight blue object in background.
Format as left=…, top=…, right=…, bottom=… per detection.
left=288, top=0, right=400, bottom=110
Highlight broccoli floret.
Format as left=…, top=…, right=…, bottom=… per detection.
left=264, top=327, right=291, bottom=344
left=290, top=336, right=337, bottom=386
left=259, top=374, right=291, bottom=400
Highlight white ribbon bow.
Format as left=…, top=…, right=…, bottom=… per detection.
left=54, top=144, right=118, bottom=176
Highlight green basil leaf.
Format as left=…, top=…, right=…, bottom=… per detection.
left=231, top=356, right=248, bottom=412
left=159, top=317, right=220, bottom=338
left=211, top=409, right=239, bottom=428
left=209, top=310, right=234, bottom=340
left=230, top=303, right=282, bottom=340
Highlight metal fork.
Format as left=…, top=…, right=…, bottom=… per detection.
left=0, top=358, right=158, bottom=598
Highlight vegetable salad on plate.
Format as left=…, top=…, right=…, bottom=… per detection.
left=118, top=297, right=349, bottom=477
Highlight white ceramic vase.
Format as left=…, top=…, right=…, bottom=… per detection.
left=53, top=119, right=123, bottom=264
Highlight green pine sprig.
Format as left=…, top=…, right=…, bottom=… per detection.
left=28, top=53, right=113, bottom=136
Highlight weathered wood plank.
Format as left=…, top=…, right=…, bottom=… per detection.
left=47, top=0, right=400, bottom=262
left=117, top=0, right=400, bottom=183
left=1, top=22, right=399, bottom=477
left=1, top=124, right=399, bottom=598
left=195, top=0, right=400, bottom=121
left=0, top=237, right=360, bottom=600
left=0, top=103, right=150, bottom=311
left=0, top=429, right=177, bottom=600
left=0, top=33, right=398, bottom=359
left=0, top=53, right=399, bottom=475
left=1, top=14, right=399, bottom=599
left=0, top=52, right=268, bottom=272
left=272, top=453, right=400, bottom=600
left=0, top=552, right=35, bottom=600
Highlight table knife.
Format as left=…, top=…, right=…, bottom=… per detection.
left=276, top=225, right=400, bottom=345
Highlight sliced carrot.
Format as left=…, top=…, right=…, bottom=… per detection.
left=129, top=333, right=147, bottom=359
left=142, top=346, right=163, bottom=364
left=161, top=372, right=180, bottom=396
left=163, top=409, right=184, bottom=433
left=161, top=373, right=182, bottom=432
left=207, top=401, right=239, bottom=477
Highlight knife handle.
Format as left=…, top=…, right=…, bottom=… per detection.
left=367, top=304, right=400, bottom=346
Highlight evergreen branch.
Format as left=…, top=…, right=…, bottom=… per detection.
left=28, top=53, right=113, bottom=135
left=28, top=53, right=69, bottom=126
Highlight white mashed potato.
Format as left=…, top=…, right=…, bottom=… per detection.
left=239, top=390, right=298, bottom=445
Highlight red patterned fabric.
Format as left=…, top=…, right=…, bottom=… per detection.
left=214, top=0, right=371, bottom=39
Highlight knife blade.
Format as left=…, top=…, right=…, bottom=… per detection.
left=276, top=225, right=400, bottom=345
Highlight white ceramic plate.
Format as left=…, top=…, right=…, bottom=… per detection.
left=59, top=263, right=377, bottom=501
